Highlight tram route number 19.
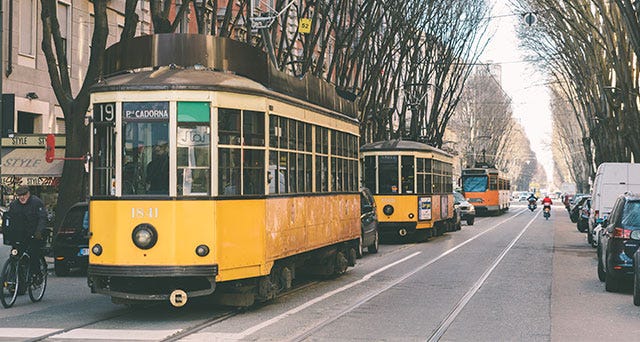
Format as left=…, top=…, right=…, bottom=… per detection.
left=132, top=207, right=159, bottom=219
left=94, top=103, right=116, bottom=123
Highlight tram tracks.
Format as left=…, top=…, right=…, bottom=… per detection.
left=282, top=208, right=531, bottom=342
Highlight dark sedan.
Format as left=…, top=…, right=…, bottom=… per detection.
left=597, top=193, right=640, bottom=292
left=52, top=202, right=89, bottom=276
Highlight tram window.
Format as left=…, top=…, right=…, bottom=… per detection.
left=93, top=124, right=115, bottom=196
left=378, top=155, right=398, bottom=194
left=489, top=175, right=498, bottom=190
left=218, top=108, right=240, bottom=145
left=316, top=156, right=328, bottom=192
left=297, top=122, right=305, bottom=151
left=279, top=117, right=288, bottom=148
left=177, top=125, right=210, bottom=196
left=279, top=152, right=289, bottom=193
left=463, top=176, right=488, bottom=192
left=243, top=150, right=265, bottom=195
left=433, top=175, right=442, bottom=194
left=331, top=157, right=342, bottom=192
left=305, top=155, right=312, bottom=192
left=122, top=121, right=169, bottom=196
left=425, top=174, right=433, bottom=194
left=218, top=148, right=240, bottom=195
left=297, top=153, right=305, bottom=191
left=268, top=151, right=289, bottom=194
left=401, top=156, right=414, bottom=194
left=288, top=120, right=297, bottom=150
left=305, top=124, right=312, bottom=152
left=243, top=111, right=265, bottom=146
left=363, top=156, right=376, bottom=193
left=289, top=152, right=297, bottom=193
left=269, top=116, right=279, bottom=148
left=316, top=127, right=328, bottom=154
left=417, top=174, right=424, bottom=194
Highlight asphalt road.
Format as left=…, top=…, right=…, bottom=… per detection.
left=0, top=203, right=638, bottom=341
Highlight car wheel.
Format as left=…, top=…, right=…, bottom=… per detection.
left=634, top=252, right=640, bottom=306
left=54, top=259, right=70, bottom=277
left=368, top=230, right=379, bottom=254
left=467, top=217, right=475, bottom=225
left=597, top=245, right=606, bottom=282
left=605, top=271, right=620, bottom=292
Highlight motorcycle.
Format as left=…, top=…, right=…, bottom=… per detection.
left=543, top=205, right=551, bottom=219
left=528, top=199, right=537, bottom=212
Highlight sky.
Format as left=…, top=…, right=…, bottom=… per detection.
left=479, top=1, right=554, bottom=188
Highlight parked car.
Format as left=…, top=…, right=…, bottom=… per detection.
left=589, top=163, right=640, bottom=246
left=633, top=238, right=640, bottom=306
left=597, top=193, right=640, bottom=292
left=358, top=188, right=379, bottom=258
left=454, top=191, right=475, bottom=225
left=577, top=198, right=590, bottom=233
left=52, top=202, right=89, bottom=276
left=570, top=195, right=590, bottom=223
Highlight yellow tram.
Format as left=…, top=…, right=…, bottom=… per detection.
left=360, top=140, right=456, bottom=241
left=87, top=35, right=360, bottom=307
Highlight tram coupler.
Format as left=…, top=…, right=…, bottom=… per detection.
left=169, top=289, right=188, bottom=307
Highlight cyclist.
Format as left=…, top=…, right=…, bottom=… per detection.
left=7, top=186, right=48, bottom=283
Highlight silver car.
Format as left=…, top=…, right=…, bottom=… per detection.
left=454, top=191, right=476, bottom=225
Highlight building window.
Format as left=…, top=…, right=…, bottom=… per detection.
left=19, top=0, right=36, bottom=56
left=57, top=1, right=70, bottom=57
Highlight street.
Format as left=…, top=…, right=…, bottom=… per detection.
left=0, top=203, right=638, bottom=341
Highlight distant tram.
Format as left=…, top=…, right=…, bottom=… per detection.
left=461, top=167, right=510, bottom=215
left=87, top=35, right=360, bottom=307
left=361, top=140, right=457, bottom=241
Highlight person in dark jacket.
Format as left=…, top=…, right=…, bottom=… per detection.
left=7, top=185, right=47, bottom=278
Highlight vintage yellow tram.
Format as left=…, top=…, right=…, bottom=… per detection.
left=87, top=35, right=360, bottom=307
left=360, top=140, right=456, bottom=241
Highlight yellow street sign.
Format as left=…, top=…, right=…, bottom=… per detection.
left=299, top=18, right=312, bottom=34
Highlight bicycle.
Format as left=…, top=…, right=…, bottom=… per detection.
left=0, top=241, right=48, bottom=308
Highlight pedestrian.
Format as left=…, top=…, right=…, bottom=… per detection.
left=6, top=185, right=48, bottom=281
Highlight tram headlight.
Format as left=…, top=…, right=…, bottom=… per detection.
left=383, top=204, right=394, bottom=216
left=195, top=245, right=210, bottom=257
left=92, top=244, right=103, bottom=256
left=132, top=224, right=158, bottom=250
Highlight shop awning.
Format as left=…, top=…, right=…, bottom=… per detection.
left=1, top=148, right=65, bottom=186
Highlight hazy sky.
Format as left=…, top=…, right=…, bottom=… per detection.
left=480, top=1, right=554, bottom=187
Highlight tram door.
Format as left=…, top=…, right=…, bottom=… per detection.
left=92, top=103, right=116, bottom=196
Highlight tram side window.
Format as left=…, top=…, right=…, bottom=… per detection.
left=378, top=155, right=398, bottom=194
left=177, top=102, right=211, bottom=196
left=316, top=155, right=328, bottom=192
left=219, top=108, right=240, bottom=145
left=489, top=175, right=498, bottom=190
left=401, top=156, right=414, bottom=194
left=219, top=148, right=240, bottom=195
left=244, top=150, right=265, bottom=195
left=363, top=156, right=376, bottom=193
left=122, top=102, right=169, bottom=196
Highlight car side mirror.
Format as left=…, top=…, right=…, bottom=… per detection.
left=630, top=230, right=640, bottom=240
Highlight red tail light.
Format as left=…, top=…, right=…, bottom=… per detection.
left=613, top=227, right=631, bottom=239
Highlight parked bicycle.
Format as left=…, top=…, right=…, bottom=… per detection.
left=0, top=241, right=48, bottom=308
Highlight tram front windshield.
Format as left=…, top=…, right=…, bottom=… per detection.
left=122, top=121, right=170, bottom=195
left=462, top=176, right=488, bottom=193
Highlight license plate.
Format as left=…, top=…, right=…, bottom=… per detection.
left=78, top=248, right=89, bottom=256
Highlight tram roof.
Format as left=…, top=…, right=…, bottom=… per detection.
left=95, top=34, right=357, bottom=118
left=360, top=140, right=451, bottom=156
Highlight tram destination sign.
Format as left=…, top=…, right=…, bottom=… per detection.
left=123, top=102, right=169, bottom=121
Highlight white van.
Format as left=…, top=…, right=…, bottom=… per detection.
left=589, top=162, right=640, bottom=245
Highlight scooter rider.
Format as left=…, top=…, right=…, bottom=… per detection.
left=527, top=193, right=537, bottom=204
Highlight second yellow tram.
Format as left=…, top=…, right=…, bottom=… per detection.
left=361, top=140, right=456, bottom=241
